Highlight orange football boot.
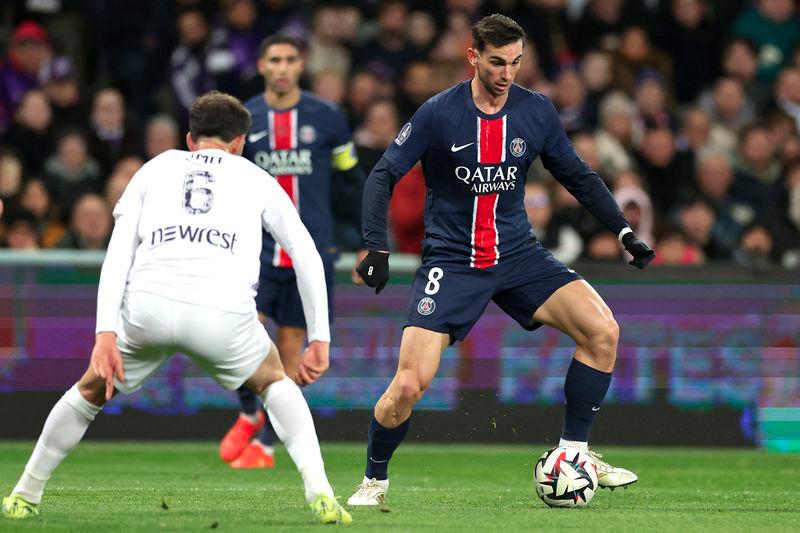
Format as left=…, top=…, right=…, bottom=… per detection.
left=219, top=411, right=265, bottom=462
left=230, top=441, right=275, bottom=469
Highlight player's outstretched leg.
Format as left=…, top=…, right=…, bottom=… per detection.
left=348, top=327, right=448, bottom=506
left=3, top=371, right=105, bottom=520
left=245, top=345, right=351, bottom=525
left=533, top=280, right=637, bottom=490
left=232, top=325, right=305, bottom=469
left=220, top=386, right=266, bottom=464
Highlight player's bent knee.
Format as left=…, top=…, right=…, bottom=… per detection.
left=77, top=376, right=109, bottom=406
left=397, top=376, right=426, bottom=406
left=584, top=315, right=619, bottom=364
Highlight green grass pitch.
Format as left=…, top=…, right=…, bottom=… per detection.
left=1, top=442, right=798, bottom=531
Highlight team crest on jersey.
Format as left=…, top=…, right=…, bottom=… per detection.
left=299, top=125, right=316, bottom=144
left=395, top=123, right=412, bottom=146
left=417, top=297, right=436, bottom=315
left=510, top=137, right=526, bottom=157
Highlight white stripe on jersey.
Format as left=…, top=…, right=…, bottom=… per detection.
left=469, top=195, right=478, bottom=268
left=500, top=115, right=507, bottom=163
left=475, top=116, right=481, bottom=162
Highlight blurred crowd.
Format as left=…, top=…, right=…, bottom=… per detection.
left=1, top=0, right=800, bottom=269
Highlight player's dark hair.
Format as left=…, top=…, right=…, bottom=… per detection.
left=258, top=34, right=303, bottom=58
left=472, top=14, right=525, bottom=52
left=189, top=91, right=251, bottom=143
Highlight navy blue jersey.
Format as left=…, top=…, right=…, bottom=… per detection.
left=371, top=81, right=628, bottom=267
left=243, top=91, right=358, bottom=267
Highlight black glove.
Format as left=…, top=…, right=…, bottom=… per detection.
left=356, top=250, right=390, bottom=294
left=622, top=232, right=655, bottom=269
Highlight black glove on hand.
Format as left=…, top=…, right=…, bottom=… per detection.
left=356, top=250, right=390, bottom=294
left=622, top=232, right=655, bottom=269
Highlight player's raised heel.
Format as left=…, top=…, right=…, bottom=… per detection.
left=309, top=494, right=352, bottom=525
left=2, top=494, right=39, bottom=519
left=346, top=478, right=388, bottom=506
left=588, top=451, right=638, bottom=489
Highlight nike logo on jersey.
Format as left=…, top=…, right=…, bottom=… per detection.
left=248, top=130, right=269, bottom=143
left=451, top=142, right=474, bottom=152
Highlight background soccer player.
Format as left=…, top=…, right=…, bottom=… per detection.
left=218, top=35, right=366, bottom=469
left=2, top=91, right=351, bottom=524
left=348, top=14, right=655, bottom=505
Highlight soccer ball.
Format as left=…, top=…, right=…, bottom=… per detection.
left=534, top=446, right=598, bottom=508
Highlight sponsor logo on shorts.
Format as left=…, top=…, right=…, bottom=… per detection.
left=417, top=297, right=436, bottom=315
left=395, top=123, right=412, bottom=146
left=510, top=137, right=526, bottom=157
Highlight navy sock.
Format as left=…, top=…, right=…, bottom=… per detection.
left=561, top=358, right=612, bottom=442
left=237, top=385, right=259, bottom=415
left=258, top=416, right=277, bottom=446
left=365, top=414, right=410, bottom=481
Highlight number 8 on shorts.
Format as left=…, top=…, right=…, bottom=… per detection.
left=425, top=267, right=444, bottom=295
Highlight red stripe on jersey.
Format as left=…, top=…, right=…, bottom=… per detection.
left=477, top=116, right=506, bottom=164
left=470, top=116, right=505, bottom=268
left=272, top=110, right=293, bottom=150
left=270, top=110, right=298, bottom=267
left=470, top=194, right=499, bottom=268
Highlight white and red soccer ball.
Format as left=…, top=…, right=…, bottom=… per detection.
left=534, top=446, right=598, bottom=508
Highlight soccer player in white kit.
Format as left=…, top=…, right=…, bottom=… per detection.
left=1, top=91, right=352, bottom=525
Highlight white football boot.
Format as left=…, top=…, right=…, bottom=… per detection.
left=346, top=477, right=388, bottom=506
left=588, top=450, right=638, bottom=490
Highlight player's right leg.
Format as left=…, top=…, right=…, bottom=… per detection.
left=3, top=367, right=108, bottom=519
left=4, top=292, right=168, bottom=520
left=347, top=327, right=449, bottom=506
left=221, top=269, right=278, bottom=465
left=231, top=325, right=305, bottom=469
left=243, top=345, right=351, bottom=525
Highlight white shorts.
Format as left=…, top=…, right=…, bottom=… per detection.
left=113, top=291, right=272, bottom=395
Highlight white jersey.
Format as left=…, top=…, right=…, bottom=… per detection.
left=95, top=148, right=330, bottom=342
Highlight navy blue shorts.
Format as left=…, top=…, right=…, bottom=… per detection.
left=404, top=241, right=582, bottom=342
left=255, top=261, right=335, bottom=329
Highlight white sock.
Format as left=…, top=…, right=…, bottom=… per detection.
left=259, top=377, right=333, bottom=503
left=13, top=384, right=102, bottom=504
left=559, top=438, right=588, bottom=451
left=363, top=476, right=388, bottom=487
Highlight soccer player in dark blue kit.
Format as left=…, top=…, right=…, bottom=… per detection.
left=348, top=14, right=655, bottom=505
left=219, top=35, right=366, bottom=468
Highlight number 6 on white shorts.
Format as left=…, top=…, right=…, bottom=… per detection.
left=424, top=267, right=444, bottom=295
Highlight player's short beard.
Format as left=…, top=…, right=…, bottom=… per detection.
left=269, top=82, right=288, bottom=97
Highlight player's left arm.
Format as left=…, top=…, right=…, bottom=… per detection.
left=539, top=99, right=655, bottom=269
left=329, top=108, right=369, bottom=283
left=93, top=172, right=146, bottom=397
left=261, top=178, right=331, bottom=385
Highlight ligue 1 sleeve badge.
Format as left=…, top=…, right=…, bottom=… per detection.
left=510, top=137, right=526, bottom=157
left=417, top=297, right=436, bottom=315
left=395, top=123, right=412, bottom=146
